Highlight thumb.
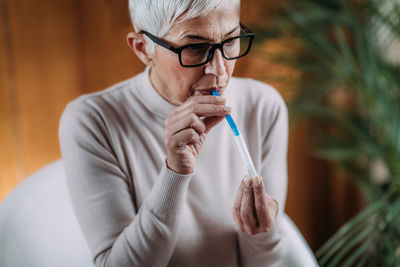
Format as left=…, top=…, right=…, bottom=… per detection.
left=203, top=116, right=225, bottom=134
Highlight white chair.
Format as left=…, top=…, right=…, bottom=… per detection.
left=0, top=160, right=319, bottom=267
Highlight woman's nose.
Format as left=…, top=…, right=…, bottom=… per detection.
left=204, top=49, right=226, bottom=77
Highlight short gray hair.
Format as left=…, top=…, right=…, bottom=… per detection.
left=129, top=0, right=240, bottom=50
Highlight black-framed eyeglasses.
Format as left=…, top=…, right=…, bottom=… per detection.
left=140, top=23, right=255, bottom=68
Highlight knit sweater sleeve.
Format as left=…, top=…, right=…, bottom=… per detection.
left=237, top=83, right=289, bottom=266
left=59, top=100, right=192, bottom=267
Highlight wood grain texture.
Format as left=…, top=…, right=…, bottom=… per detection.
left=0, top=0, right=142, bottom=202
left=77, top=0, right=143, bottom=93
left=0, top=0, right=20, bottom=201
left=5, top=0, right=82, bottom=179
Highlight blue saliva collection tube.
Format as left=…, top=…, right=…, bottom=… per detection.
left=211, top=91, right=258, bottom=178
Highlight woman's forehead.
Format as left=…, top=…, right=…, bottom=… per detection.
left=168, top=6, right=240, bottom=42
left=177, top=25, right=240, bottom=42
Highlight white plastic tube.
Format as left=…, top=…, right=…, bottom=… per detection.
left=233, top=134, right=258, bottom=178
left=211, top=90, right=258, bottom=178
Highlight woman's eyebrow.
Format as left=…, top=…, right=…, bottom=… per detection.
left=225, top=26, right=240, bottom=36
left=183, top=26, right=240, bottom=41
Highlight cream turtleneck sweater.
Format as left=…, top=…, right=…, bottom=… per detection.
left=59, top=67, right=288, bottom=267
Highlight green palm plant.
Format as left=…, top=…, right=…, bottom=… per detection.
left=255, top=0, right=400, bottom=265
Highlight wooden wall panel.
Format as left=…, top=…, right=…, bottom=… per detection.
left=0, top=0, right=19, bottom=201
left=0, top=0, right=144, bottom=202
left=287, top=124, right=336, bottom=249
left=6, top=0, right=83, bottom=181
left=78, top=0, right=143, bottom=93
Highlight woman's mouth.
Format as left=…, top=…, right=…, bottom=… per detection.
left=196, top=87, right=224, bottom=96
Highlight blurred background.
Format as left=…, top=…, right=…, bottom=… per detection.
left=1, top=0, right=399, bottom=264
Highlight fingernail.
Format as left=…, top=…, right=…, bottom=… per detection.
left=254, top=176, right=261, bottom=186
left=217, top=96, right=226, bottom=103
left=223, top=106, right=232, bottom=112
left=244, top=176, right=253, bottom=187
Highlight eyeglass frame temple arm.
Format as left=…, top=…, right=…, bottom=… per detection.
left=139, top=30, right=179, bottom=53
left=239, top=22, right=254, bottom=35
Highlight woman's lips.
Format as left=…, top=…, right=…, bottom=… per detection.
left=196, top=87, right=224, bottom=95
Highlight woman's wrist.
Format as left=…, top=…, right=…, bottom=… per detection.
left=166, top=157, right=194, bottom=175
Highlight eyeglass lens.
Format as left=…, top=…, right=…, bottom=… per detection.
left=180, top=36, right=252, bottom=66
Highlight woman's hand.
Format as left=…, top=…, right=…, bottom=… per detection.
left=232, top=176, right=279, bottom=235
left=164, top=95, right=231, bottom=174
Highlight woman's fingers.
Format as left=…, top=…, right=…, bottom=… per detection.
left=166, top=128, right=201, bottom=150
left=232, top=176, right=279, bottom=235
left=165, top=95, right=230, bottom=138
left=253, top=177, right=275, bottom=232
left=165, top=113, right=206, bottom=138
left=182, top=102, right=231, bottom=118
left=203, top=116, right=225, bottom=133
left=232, top=178, right=245, bottom=231
left=240, top=177, right=258, bottom=234
left=176, top=95, right=226, bottom=112
left=164, top=95, right=230, bottom=174
left=170, top=95, right=230, bottom=119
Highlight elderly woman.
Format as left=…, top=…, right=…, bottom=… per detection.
left=59, top=0, right=289, bottom=266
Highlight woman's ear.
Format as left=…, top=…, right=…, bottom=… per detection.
left=127, top=31, right=153, bottom=66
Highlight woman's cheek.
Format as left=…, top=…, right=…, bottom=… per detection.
left=178, top=70, right=202, bottom=99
